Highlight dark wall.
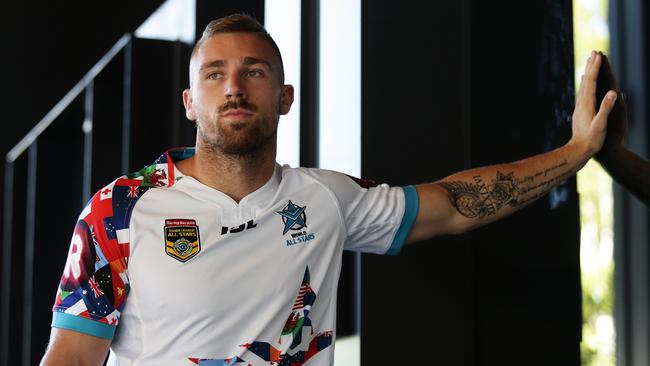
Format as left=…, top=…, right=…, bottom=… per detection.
left=360, top=0, right=474, bottom=363
left=471, top=0, right=581, bottom=363
left=361, top=0, right=581, bottom=364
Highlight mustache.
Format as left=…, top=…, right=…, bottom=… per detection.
left=218, top=98, right=257, bottom=113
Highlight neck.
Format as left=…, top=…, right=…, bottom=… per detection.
left=177, top=140, right=277, bottom=202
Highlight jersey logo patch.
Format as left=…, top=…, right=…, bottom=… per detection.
left=164, top=219, right=201, bottom=262
left=277, top=200, right=307, bottom=235
left=277, top=201, right=317, bottom=247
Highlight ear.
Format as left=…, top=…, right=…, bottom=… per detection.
left=279, top=85, right=294, bottom=115
left=182, top=89, right=197, bottom=121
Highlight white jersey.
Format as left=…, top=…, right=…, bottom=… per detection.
left=51, top=148, right=419, bottom=365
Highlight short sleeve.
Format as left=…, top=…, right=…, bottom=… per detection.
left=51, top=184, right=131, bottom=340
left=307, top=169, right=419, bottom=255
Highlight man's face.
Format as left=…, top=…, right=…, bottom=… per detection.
left=183, top=33, right=294, bottom=155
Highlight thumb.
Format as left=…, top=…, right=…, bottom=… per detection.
left=594, top=90, right=618, bottom=128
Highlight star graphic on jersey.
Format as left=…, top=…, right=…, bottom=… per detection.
left=276, top=201, right=307, bottom=235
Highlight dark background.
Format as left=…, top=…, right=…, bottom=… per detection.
left=362, top=0, right=582, bottom=364
left=0, top=0, right=648, bottom=365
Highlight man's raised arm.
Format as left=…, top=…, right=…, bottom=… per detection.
left=406, top=51, right=618, bottom=244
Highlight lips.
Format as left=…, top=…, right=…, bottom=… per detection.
left=221, top=109, right=253, bottom=117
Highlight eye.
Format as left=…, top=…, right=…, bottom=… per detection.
left=246, top=69, right=264, bottom=77
left=207, top=72, right=223, bottom=80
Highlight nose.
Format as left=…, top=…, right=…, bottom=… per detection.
left=224, top=73, right=245, bottom=99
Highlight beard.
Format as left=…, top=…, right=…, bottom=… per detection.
left=207, top=117, right=277, bottom=155
left=197, top=98, right=278, bottom=156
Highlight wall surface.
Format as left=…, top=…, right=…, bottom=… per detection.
left=360, top=0, right=582, bottom=364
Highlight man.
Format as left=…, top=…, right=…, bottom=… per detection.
left=41, top=14, right=617, bottom=366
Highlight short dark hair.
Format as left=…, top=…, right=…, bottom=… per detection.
left=192, top=14, right=285, bottom=83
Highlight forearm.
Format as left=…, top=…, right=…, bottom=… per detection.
left=412, top=142, right=588, bottom=239
left=598, top=147, right=650, bottom=205
left=406, top=51, right=616, bottom=244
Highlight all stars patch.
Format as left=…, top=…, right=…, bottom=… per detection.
left=277, top=200, right=317, bottom=247
left=164, top=219, right=201, bottom=262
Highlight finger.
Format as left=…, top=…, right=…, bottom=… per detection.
left=585, top=50, right=596, bottom=72
left=589, top=52, right=602, bottom=78
left=584, top=52, right=601, bottom=88
left=577, top=53, right=594, bottom=100
left=577, top=74, right=585, bottom=98
left=579, top=52, right=602, bottom=108
left=594, top=90, right=618, bottom=129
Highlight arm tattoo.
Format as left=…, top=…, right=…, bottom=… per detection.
left=440, top=161, right=569, bottom=219
left=440, top=171, right=520, bottom=218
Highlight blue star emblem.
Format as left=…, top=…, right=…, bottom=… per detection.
left=277, top=201, right=307, bottom=235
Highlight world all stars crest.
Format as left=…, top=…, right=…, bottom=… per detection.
left=276, top=201, right=307, bottom=235
left=277, top=201, right=316, bottom=247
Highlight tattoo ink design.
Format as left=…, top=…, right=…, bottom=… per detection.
left=438, top=181, right=484, bottom=218
left=440, top=171, right=521, bottom=218
left=487, top=171, right=521, bottom=208
left=440, top=161, right=570, bottom=219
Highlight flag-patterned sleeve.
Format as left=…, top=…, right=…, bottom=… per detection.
left=51, top=180, right=131, bottom=340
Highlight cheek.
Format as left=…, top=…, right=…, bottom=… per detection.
left=196, top=82, right=226, bottom=101
left=194, top=90, right=225, bottom=113
left=257, top=88, right=283, bottom=112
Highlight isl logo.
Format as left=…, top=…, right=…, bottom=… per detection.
left=164, top=219, right=201, bottom=262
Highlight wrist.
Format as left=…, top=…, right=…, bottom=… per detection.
left=565, top=139, right=594, bottom=169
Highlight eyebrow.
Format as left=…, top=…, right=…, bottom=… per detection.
left=199, top=60, right=226, bottom=71
left=199, top=57, right=273, bottom=72
left=242, top=57, right=272, bottom=70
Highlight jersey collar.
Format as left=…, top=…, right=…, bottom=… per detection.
left=164, top=147, right=282, bottom=211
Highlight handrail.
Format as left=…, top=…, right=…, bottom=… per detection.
left=5, top=33, right=132, bottom=163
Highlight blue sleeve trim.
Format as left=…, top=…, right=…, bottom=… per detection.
left=386, top=185, right=419, bottom=256
left=51, top=312, right=115, bottom=340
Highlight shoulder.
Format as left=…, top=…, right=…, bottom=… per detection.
left=82, top=150, right=183, bottom=230
left=91, top=149, right=184, bottom=206
left=280, top=166, right=379, bottom=190
left=278, top=166, right=389, bottom=210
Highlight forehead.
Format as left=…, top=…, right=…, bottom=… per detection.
left=193, top=33, right=278, bottom=68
